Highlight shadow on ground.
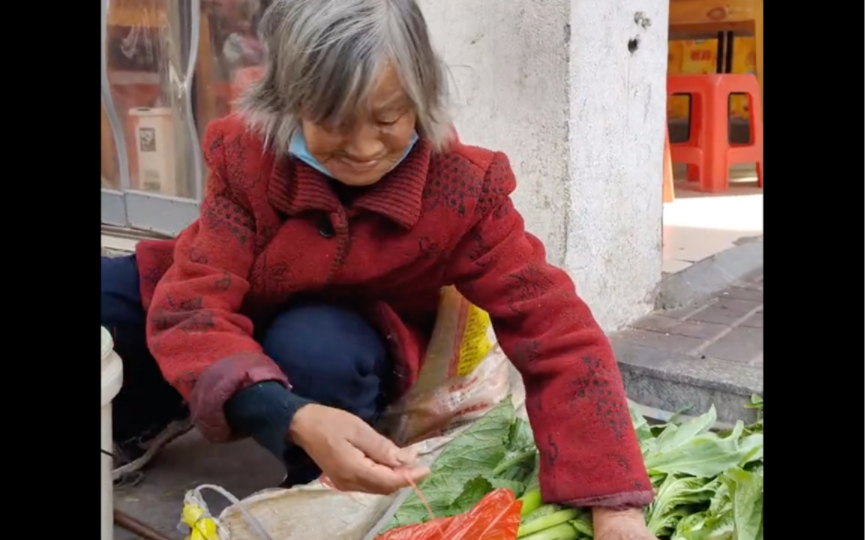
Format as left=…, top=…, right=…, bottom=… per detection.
left=114, top=431, right=283, bottom=540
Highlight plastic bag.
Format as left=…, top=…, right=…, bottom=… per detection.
left=379, top=286, right=515, bottom=446
left=374, top=489, right=523, bottom=540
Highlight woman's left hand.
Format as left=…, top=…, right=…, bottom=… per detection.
left=592, top=507, right=659, bottom=540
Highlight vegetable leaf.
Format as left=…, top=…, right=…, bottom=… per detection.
left=447, top=476, right=494, bottom=515
left=645, top=475, right=715, bottom=537
left=723, top=468, right=763, bottom=540
left=628, top=400, right=656, bottom=456
left=654, top=406, right=717, bottom=454
left=382, top=397, right=763, bottom=540
left=385, top=400, right=518, bottom=529
left=493, top=418, right=538, bottom=486
left=644, top=416, right=763, bottom=478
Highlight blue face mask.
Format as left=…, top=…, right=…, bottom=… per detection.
left=289, top=130, right=419, bottom=179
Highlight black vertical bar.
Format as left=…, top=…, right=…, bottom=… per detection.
left=716, top=31, right=726, bottom=73
left=724, top=31, right=734, bottom=73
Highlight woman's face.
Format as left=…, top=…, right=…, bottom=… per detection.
left=300, top=65, right=418, bottom=187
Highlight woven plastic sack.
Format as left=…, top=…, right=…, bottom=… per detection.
left=378, top=286, right=515, bottom=446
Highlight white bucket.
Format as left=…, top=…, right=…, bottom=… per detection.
left=101, top=327, right=124, bottom=540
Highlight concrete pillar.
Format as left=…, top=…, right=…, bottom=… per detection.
left=421, top=0, right=669, bottom=331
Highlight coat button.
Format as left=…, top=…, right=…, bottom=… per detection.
left=318, top=217, right=335, bottom=238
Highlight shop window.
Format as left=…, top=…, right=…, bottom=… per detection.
left=101, top=0, right=269, bottom=234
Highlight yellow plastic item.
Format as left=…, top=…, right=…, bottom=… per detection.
left=182, top=503, right=220, bottom=540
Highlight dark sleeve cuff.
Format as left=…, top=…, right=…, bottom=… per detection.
left=224, top=381, right=314, bottom=459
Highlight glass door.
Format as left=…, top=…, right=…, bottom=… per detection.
left=101, top=0, right=268, bottom=236
left=101, top=0, right=203, bottom=236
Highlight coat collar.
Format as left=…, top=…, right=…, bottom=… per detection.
left=267, top=139, right=432, bottom=229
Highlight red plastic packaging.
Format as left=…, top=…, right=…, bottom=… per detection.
left=375, top=488, right=523, bottom=540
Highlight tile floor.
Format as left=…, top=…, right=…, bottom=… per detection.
left=662, top=165, right=763, bottom=274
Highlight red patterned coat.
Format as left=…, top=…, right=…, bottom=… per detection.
left=135, top=114, right=653, bottom=508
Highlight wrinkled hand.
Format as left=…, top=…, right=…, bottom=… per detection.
left=593, top=507, right=659, bottom=540
left=289, top=403, right=430, bottom=494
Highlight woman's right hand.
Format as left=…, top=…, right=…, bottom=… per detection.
left=289, top=403, right=431, bottom=494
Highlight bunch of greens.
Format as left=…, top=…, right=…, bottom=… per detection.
left=386, top=401, right=539, bottom=528
left=383, top=395, right=764, bottom=540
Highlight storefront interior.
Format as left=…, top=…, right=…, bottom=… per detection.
left=662, top=0, right=763, bottom=274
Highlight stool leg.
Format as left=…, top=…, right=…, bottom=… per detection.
left=686, top=164, right=699, bottom=182
left=700, top=89, right=730, bottom=193
left=685, top=93, right=701, bottom=183
left=747, top=87, right=764, bottom=188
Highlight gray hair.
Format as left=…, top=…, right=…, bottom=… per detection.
left=237, top=0, right=453, bottom=153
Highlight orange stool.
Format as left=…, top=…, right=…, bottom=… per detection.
left=667, top=74, right=763, bottom=192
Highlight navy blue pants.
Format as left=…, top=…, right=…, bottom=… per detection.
left=101, top=255, right=388, bottom=477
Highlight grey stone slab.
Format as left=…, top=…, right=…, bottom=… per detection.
left=688, top=299, right=758, bottom=325
left=741, top=311, right=763, bottom=328
left=655, top=236, right=763, bottom=310
left=622, top=370, right=759, bottom=425
left=702, top=326, right=764, bottom=363
left=750, top=353, right=763, bottom=367
left=612, top=340, right=762, bottom=397
left=630, top=315, right=680, bottom=333
left=631, top=312, right=728, bottom=340
left=615, top=328, right=707, bottom=354
left=664, top=319, right=729, bottom=340
left=714, top=297, right=761, bottom=315
left=661, top=303, right=709, bottom=320
left=718, top=286, right=763, bottom=302
left=614, top=340, right=762, bottom=425
left=735, top=272, right=763, bottom=290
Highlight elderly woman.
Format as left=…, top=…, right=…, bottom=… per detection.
left=101, top=0, right=658, bottom=538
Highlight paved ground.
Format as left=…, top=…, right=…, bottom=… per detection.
left=619, top=271, right=763, bottom=367
left=111, top=271, right=764, bottom=539
left=114, top=433, right=282, bottom=539
left=612, top=269, right=763, bottom=425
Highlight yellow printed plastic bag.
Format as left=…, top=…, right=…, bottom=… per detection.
left=379, top=286, right=514, bottom=447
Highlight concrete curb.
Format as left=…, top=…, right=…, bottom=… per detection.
left=656, top=235, right=763, bottom=310
left=614, top=340, right=761, bottom=425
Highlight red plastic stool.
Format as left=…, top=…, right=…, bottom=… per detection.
left=667, top=74, right=763, bottom=192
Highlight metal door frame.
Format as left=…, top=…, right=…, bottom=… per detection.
left=100, top=0, right=204, bottom=237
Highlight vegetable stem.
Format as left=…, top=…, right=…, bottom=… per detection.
left=492, top=449, right=537, bottom=476
left=519, top=522, right=579, bottom=540
left=517, top=509, right=579, bottom=538
left=518, top=488, right=543, bottom=516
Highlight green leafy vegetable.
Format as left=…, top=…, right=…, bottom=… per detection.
left=644, top=407, right=762, bottom=478
left=645, top=475, right=714, bottom=537
left=446, top=476, right=494, bottom=515
left=725, top=467, right=763, bottom=540
left=628, top=400, right=657, bottom=456
left=385, top=400, right=536, bottom=529
left=383, top=395, right=763, bottom=540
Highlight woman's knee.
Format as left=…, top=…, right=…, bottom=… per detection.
left=101, top=254, right=144, bottom=328
left=261, top=303, right=387, bottom=416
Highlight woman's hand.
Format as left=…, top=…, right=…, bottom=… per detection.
left=593, top=507, right=658, bottom=540
left=289, top=403, right=430, bottom=494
